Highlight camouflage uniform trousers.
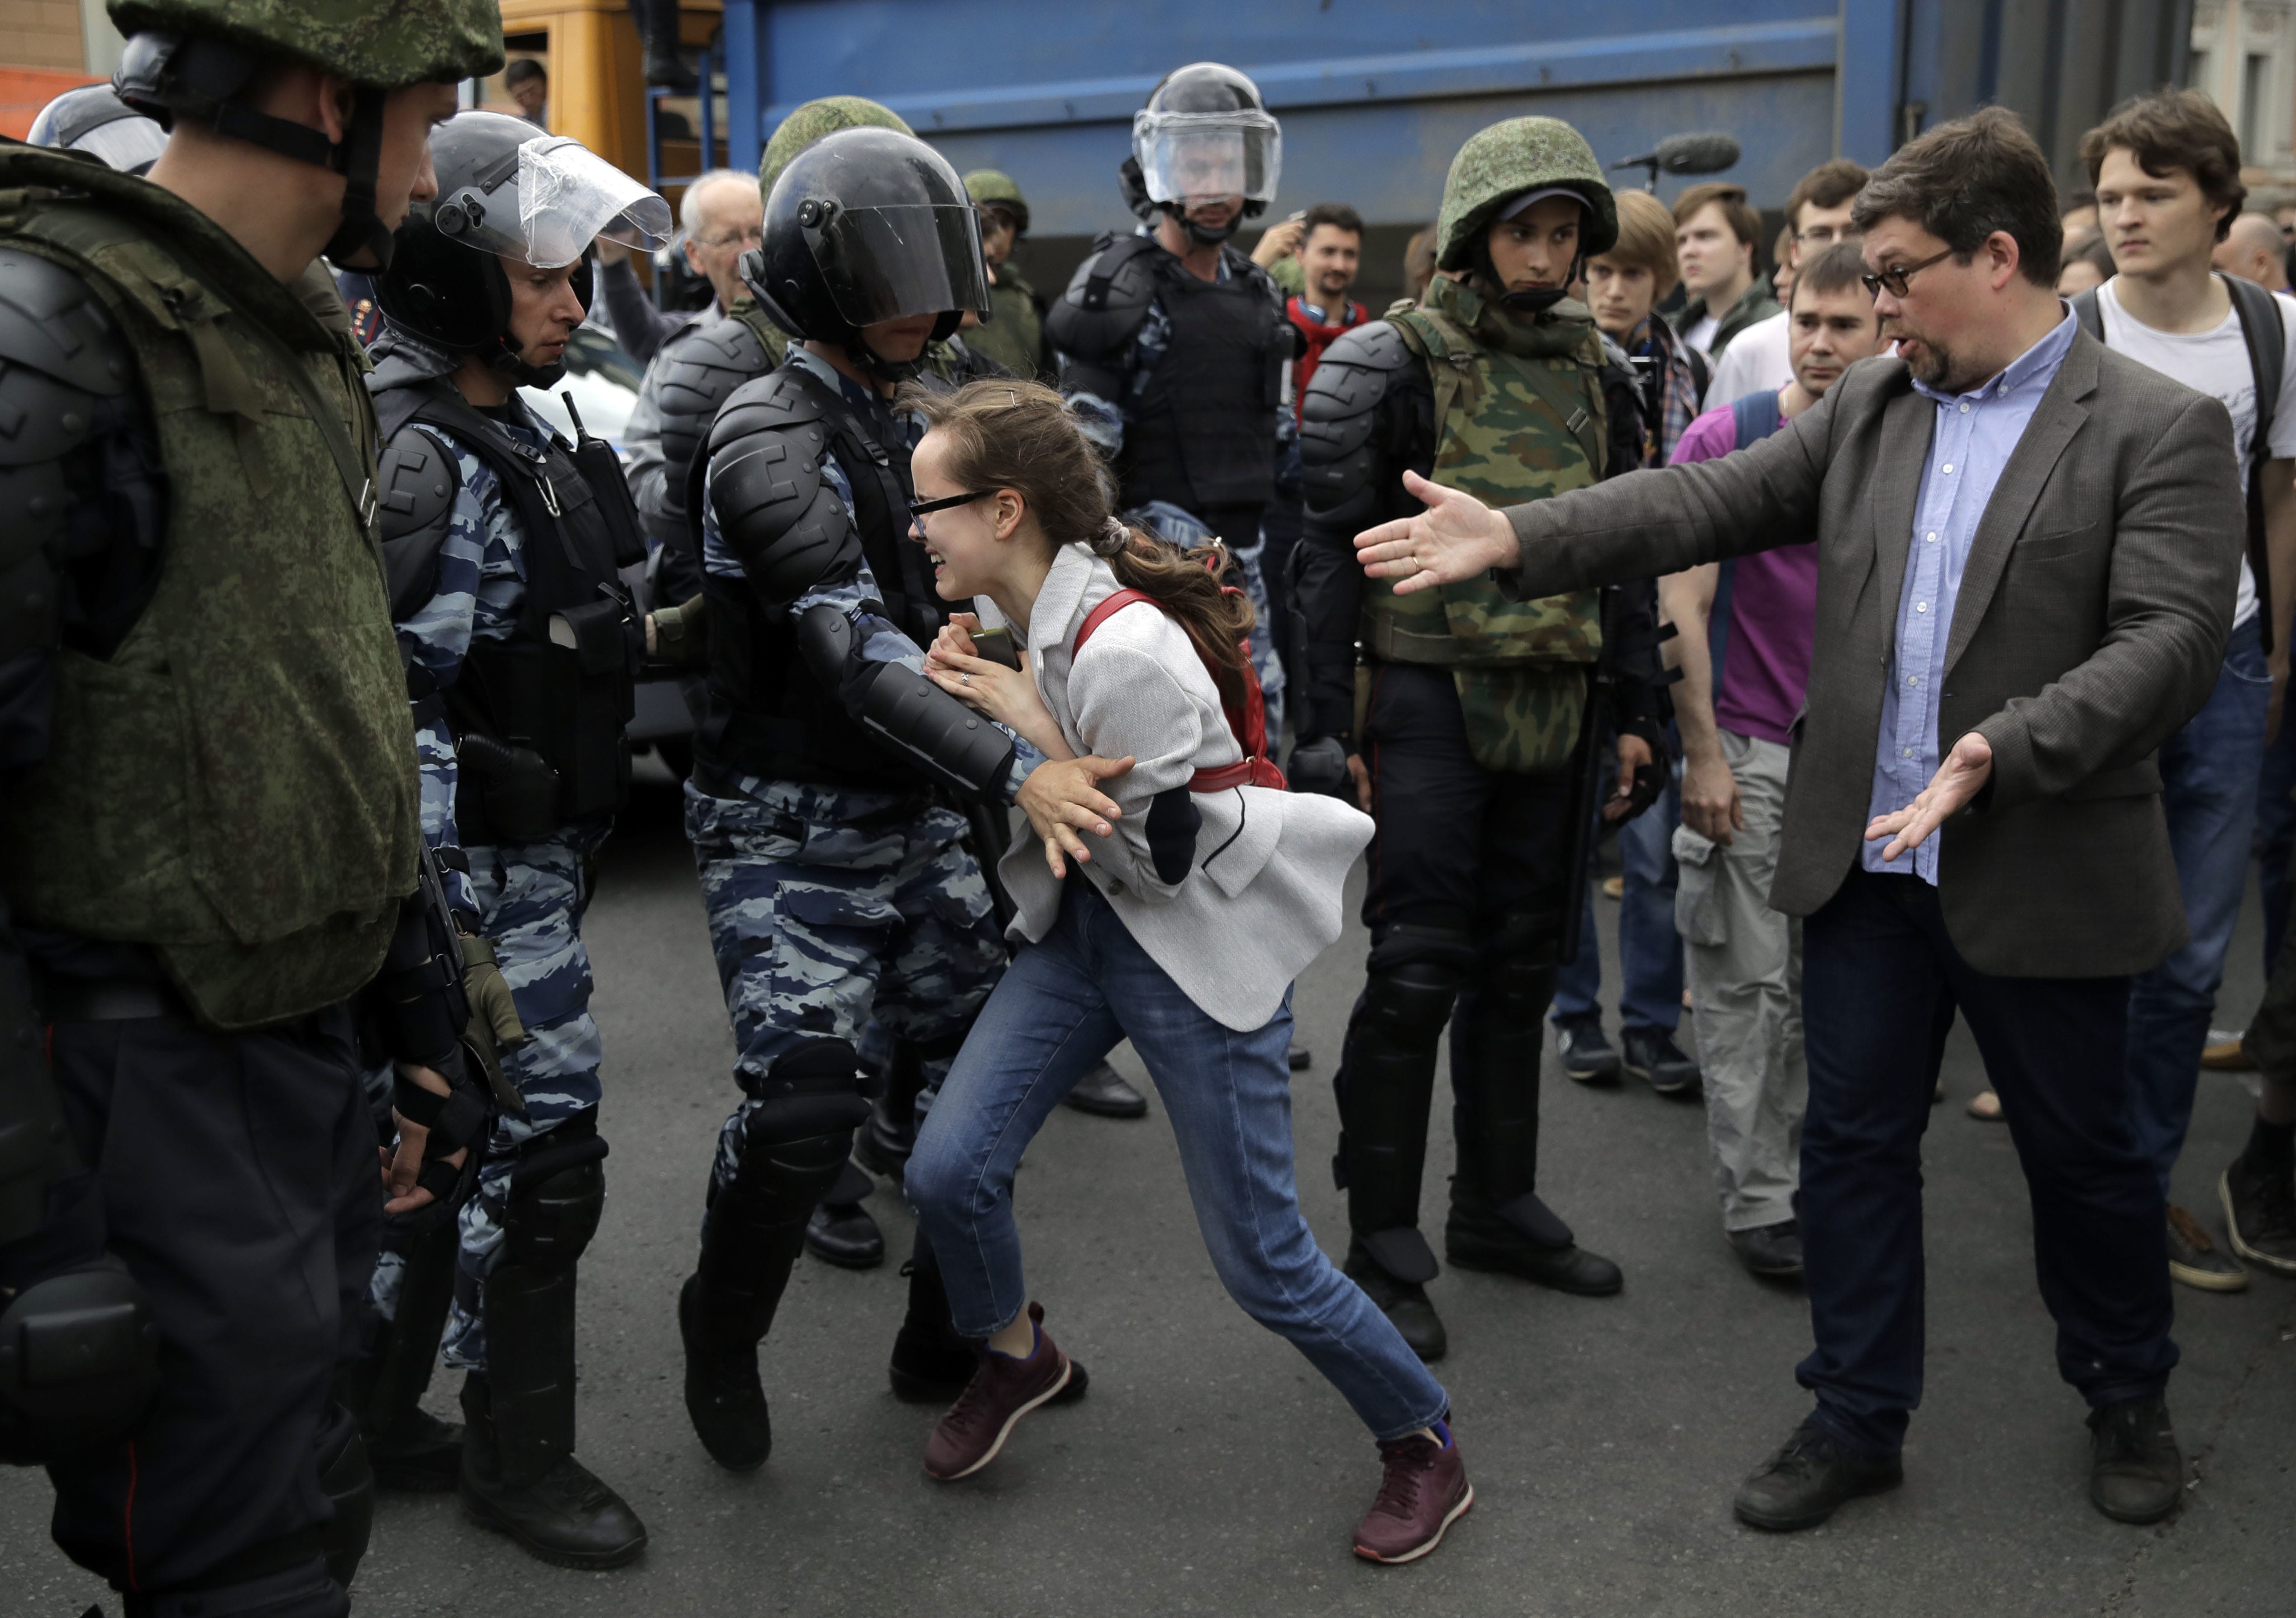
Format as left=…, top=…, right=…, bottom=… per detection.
left=685, top=774, right=1005, bottom=1201
left=415, top=821, right=613, bottom=1372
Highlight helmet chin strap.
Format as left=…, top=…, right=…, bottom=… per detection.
left=1165, top=203, right=1238, bottom=246
left=319, top=88, right=394, bottom=271
left=845, top=334, right=927, bottom=383
left=1471, top=241, right=1585, bottom=314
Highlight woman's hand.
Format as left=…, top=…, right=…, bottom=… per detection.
left=925, top=624, right=1070, bottom=760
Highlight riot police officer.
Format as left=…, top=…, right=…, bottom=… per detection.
left=1045, top=62, right=1300, bottom=1079
left=344, top=109, right=668, bottom=1569
left=1291, top=117, right=1672, bottom=1361
left=0, top=3, right=502, bottom=1614
left=673, top=124, right=1110, bottom=1472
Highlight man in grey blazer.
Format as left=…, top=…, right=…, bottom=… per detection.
left=1352, top=109, right=2245, bottom=1532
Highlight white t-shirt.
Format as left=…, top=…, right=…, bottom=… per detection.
left=1681, top=313, right=1720, bottom=357
left=1706, top=307, right=1793, bottom=405
left=2096, top=276, right=2296, bottom=628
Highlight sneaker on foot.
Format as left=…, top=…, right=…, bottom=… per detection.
left=2220, top=1156, right=2296, bottom=1276
left=2088, top=1395, right=2181, bottom=1524
left=922, top=1302, right=1072, bottom=1481
left=1553, top=1017, right=1621, bottom=1085
left=1353, top=1424, right=1473, bottom=1563
left=1621, top=1026, right=1700, bottom=1096
left=2166, top=1203, right=2246, bottom=1292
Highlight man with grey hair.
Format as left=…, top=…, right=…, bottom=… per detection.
left=598, top=167, right=761, bottom=366
left=2214, top=210, right=2293, bottom=292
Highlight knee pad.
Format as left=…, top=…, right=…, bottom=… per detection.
left=314, top=1402, right=373, bottom=1590
left=1358, top=953, right=1465, bottom=1047
left=743, top=1039, right=872, bottom=1151
left=500, top=1114, right=608, bottom=1273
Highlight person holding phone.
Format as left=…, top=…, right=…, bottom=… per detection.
left=907, top=380, right=1472, bottom=1566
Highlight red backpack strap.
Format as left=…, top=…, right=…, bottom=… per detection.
left=1071, top=588, right=1158, bottom=657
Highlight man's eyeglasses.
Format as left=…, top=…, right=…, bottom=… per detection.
left=694, top=225, right=764, bottom=250
left=1796, top=225, right=1848, bottom=247
left=908, top=490, right=989, bottom=519
left=1860, top=247, right=1956, bottom=300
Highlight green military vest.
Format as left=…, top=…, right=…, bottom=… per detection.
left=1363, top=276, right=1608, bottom=772
left=965, top=265, right=1048, bottom=381
left=0, top=150, right=421, bottom=1029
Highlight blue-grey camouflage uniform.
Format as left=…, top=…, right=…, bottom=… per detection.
left=692, top=346, right=1015, bottom=1206
left=1062, top=237, right=1289, bottom=737
left=368, top=407, right=614, bottom=1373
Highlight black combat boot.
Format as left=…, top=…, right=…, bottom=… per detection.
left=1442, top=939, right=1623, bottom=1296
left=1332, top=932, right=1467, bottom=1360
left=891, top=1228, right=1091, bottom=1404
left=854, top=1037, right=928, bottom=1178
left=460, top=1148, right=646, bottom=1570
left=682, top=1041, right=870, bottom=1470
left=336, top=1217, right=464, bottom=1491
left=805, top=1158, right=885, bottom=1268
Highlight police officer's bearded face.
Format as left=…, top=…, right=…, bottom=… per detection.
left=863, top=312, right=938, bottom=364
left=1484, top=196, right=1582, bottom=294
left=1171, top=135, right=1246, bottom=233
left=502, top=255, right=587, bottom=371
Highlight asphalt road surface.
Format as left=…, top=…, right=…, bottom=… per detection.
left=6, top=762, right=2291, bottom=1616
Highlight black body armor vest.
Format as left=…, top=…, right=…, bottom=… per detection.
left=1120, top=251, right=1287, bottom=530
left=376, top=381, right=641, bottom=843
left=693, top=363, right=952, bottom=790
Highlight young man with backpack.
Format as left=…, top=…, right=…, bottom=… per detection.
left=2076, top=91, right=2296, bottom=1295
left=1656, top=244, right=1882, bottom=1280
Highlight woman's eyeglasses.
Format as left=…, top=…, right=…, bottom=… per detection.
left=908, top=490, right=989, bottom=518
left=1860, top=247, right=1956, bottom=300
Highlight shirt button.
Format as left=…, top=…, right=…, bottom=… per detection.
left=1916, top=602, right=1928, bottom=612
left=1942, top=463, right=1954, bottom=474
left=1926, top=532, right=1938, bottom=543
left=1903, top=747, right=1914, bottom=757
left=1958, top=402, right=1970, bottom=414
left=1908, top=676, right=1920, bottom=686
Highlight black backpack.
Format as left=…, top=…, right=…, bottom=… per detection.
left=2074, top=275, right=2286, bottom=651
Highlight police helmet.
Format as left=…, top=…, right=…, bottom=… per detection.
left=1131, top=62, right=1281, bottom=242
left=107, top=0, right=503, bottom=268
left=27, top=83, right=168, bottom=173
left=743, top=125, right=990, bottom=381
left=375, top=110, right=668, bottom=386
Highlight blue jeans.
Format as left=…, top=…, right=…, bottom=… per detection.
left=1800, top=871, right=2173, bottom=1456
left=2126, top=614, right=2271, bottom=1195
left=907, top=880, right=1451, bottom=1443
left=1552, top=764, right=1683, bottom=1032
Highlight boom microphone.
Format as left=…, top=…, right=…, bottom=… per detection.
left=1611, top=133, right=1742, bottom=191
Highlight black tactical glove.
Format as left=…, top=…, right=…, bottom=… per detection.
left=1287, top=735, right=1355, bottom=800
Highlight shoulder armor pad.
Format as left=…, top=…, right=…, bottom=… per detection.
left=376, top=424, right=463, bottom=621
left=705, top=370, right=862, bottom=606
left=1045, top=234, right=1160, bottom=360
left=0, top=246, right=130, bottom=469
left=654, top=311, right=780, bottom=486
left=1300, top=322, right=1419, bottom=465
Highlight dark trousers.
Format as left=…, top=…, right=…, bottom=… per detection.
left=1797, top=869, right=2176, bottom=1454
left=42, top=1008, right=377, bottom=1598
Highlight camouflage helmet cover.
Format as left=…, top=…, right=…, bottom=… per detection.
left=963, top=168, right=1028, bottom=234
left=760, top=95, right=912, bottom=196
left=107, top=0, right=504, bottom=87
left=1436, top=116, right=1617, bottom=270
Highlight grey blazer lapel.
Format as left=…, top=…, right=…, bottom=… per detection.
left=1861, top=387, right=1933, bottom=665
left=1943, top=339, right=2098, bottom=675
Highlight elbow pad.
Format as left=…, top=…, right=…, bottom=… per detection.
left=796, top=604, right=1016, bottom=797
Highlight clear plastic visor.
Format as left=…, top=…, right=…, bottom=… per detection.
left=432, top=136, right=671, bottom=270
left=1133, top=112, right=1281, bottom=205
left=807, top=202, right=991, bottom=327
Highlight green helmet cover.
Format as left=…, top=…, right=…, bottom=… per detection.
left=761, top=96, right=912, bottom=197
left=963, top=168, right=1028, bottom=234
left=108, top=0, right=504, bottom=87
left=1435, top=116, right=1617, bottom=271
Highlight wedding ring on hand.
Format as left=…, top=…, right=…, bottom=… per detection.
left=960, top=672, right=971, bottom=685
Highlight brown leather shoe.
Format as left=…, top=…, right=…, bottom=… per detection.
left=921, top=1302, right=1072, bottom=1481
left=1353, top=1425, right=1473, bottom=1563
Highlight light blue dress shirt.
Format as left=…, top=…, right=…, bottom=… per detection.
left=1864, top=308, right=2079, bottom=883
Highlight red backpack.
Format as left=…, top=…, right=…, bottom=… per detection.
left=1071, top=588, right=1287, bottom=791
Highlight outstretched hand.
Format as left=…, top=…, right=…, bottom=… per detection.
left=1353, top=471, right=1522, bottom=595
left=1017, top=754, right=1134, bottom=879
left=1865, top=731, right=1994, bottom=862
